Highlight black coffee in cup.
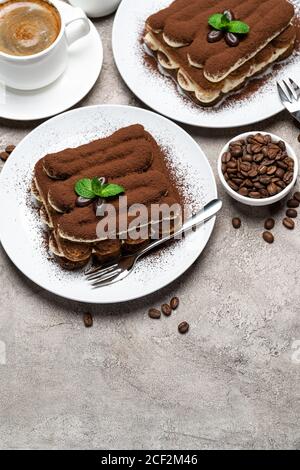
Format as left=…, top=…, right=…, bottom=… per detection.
left=0, top=0, right=61, bottom=56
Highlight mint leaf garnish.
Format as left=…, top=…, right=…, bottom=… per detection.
left=227, top=20, right=250, bottom=34
left=75, top=178, right=95, bottom=199
left=208, top=13, right=250, bottom=35
left=75, top=177, right=125, bottom=200
left=208, top=13, right=229, bottom=31
left=99, top=184, right=125, bottom=198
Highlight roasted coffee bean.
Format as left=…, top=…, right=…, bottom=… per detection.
left=227, top=160, right=237, bottom=169
left=286, top=209, right=297, bottom=218
left=230, top=139, right=244, bottom=147
left=178, top=321, right=189, bottom=334
left=228, top=180, right=239, bottom=191
left=253, top=133, right=265, bottom=144
left=240, top=162, right=251, bottom=172
left=207, top=30, right=224, bottom=43
left=222, top=152, right=232, bottom=163
left=0, top=151, right=9, bottom=161
left=258, top=165, right=267, bottom=175
left=227, top=168, right=238, bottom=175
left=266, top=165, right=277, bottom=175
left=83, top=313, right=93, bottom=328
left=231, top=146, right=243, bottom=158
left=277, top=161, right=288, bottom=170
left=268, top=148, right=279, bottom=159
left=242, top=154, right=253, bottom=163
left=264, top=134, right=272, bottom=144
left=276, top=180, right=286, bottom=189
left=5, top=144, right=16, bottom=154
left=223, top=9, right=235, bottom=21
left=161, top=304, right=172, bottom=316
left=253, top=153, right=264, bottom=163
left=251, top=143, right=263, bottom=154
left=263, top=231, right=274, bottom=244
left=225, top=32, right=239, bottom=47
left=76, top=196, right=94, bottom=207
left=148, top=308, right=161, bottom=319
left=238, top=187, right=249, bottom=196
left=283, top=171, right=293, bottom=184
left=287, top=199, right=299, bottom=208
left=261, top=158, right=275, bottom=166
left=275, top=168, right=285, bottom=178
left=259, top=188, right=269, bottom=197
left=283, top=217, right=295, bottom=230
left=243, top=178, right=254, bottom=188
left=264, top=218, right=275, bottom=230
left=249, top=191, right=261, bottom=198
left=259, top=175, right=271, bottom=185
left=170, top=297, right=180, bottom=310
left=248, top=169, right=258, bottom=178
left=278, top=140, right=286, bottom=151
left=232, top=217, right=241, bottom=229
left=232, top=178, right=243, bottom=186
left=254, top=182, right=264, bottom=189
left=293, top=192, right=300, bottom=202
left=267, top=183, right=279, bottom=196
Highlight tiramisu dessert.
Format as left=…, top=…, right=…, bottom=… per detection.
left=143, top=0, right=296, bottom=106
left=32, top=125, right=182, bottom=270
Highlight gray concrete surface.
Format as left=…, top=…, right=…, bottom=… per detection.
left=1, top=7, right=300, bottom=450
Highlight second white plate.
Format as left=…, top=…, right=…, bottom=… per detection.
left=112, top=0, right=300, bottom=128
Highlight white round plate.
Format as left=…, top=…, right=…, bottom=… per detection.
left=0, top=105, right=217, bottom=303
left=113, top=0, right=300, bottom=128
left=0, top=1, right=103, bottom=121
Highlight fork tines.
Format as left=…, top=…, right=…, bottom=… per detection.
left=277, top=77, right=300, bottom=104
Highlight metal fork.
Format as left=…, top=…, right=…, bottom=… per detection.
left=277, top=77, right=300, bottom=123
left=85, top=198, right=222, bottom=288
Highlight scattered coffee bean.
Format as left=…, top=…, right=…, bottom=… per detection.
left=0, top=151, right=9, bottom=162
left=287, top=199, right=299, bottom=208
left=264, top=218, right=275, bottom=230
left=232, top=217, right=241, bottom=229
left=5, top=144, right=16, bottom=154
left=161, top=304, right=172, bottom=316
left=83, top=313, right=93, bottom=327
left=170, top=297, right=179, bottom=310
left=222, top=134, right=294, bottom=199
left=293, top=192, right=300, bottom=202
left=178, top=321, right=189, bottom=334
left=286, top=208, right=297, bottom=218
left=283, top=217, right=295, bottom=230
left=148, top=308, right=161, bottom=319
left=263, top=231, right=274, bottom=244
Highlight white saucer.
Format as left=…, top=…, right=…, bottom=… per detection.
left=0, top=1, right=103, bottom=121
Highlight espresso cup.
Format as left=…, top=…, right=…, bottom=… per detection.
left=0, top=0, right=90, bottom=90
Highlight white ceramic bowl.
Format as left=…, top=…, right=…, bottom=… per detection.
left=218, top=132, right=299, bottom=207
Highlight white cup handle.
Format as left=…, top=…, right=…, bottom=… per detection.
left=65, top=7, right=90, bottom=47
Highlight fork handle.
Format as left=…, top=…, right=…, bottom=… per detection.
left=136, top=198, right=222, bottom=260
